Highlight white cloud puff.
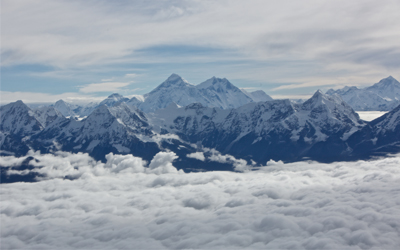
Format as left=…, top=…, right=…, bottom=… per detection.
left=206, top=149, right=252, bottom=172
left=1, top=150, right=179, bottom=179
left=104, top=153, right=146, bottom=174
left=186, top=152, right=205, bottom=161
left=148, top=151, right=182, bottom=174
left=1, top=152, right=400, bottom=249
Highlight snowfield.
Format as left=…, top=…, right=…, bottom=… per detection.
left=1, top=152, right=400, bottom=249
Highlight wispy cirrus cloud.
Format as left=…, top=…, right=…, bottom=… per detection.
left=0, top=91, right=106, bottom=104
left=79, top=82, right=132, bottom=93
left=271, top=75, right=381, bottom=91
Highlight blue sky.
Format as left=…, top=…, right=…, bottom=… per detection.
left=1, top=0, right=399, bottom=104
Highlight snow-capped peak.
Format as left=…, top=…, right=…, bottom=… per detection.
left=100, top=74, right=274, bottom=113
left=10, top=100, right=29, bottom=109
left=154, top=74, right=192, bottom=90
left=314, top=89, right=324, bottom=96
left=241, top=89, right=273, bottom=103
left=303, top=90, right=325, bottom=106
left=301, top=90, right=361, bottom=127
left=77, top=102, right=151, bottom=141
left=53, top=99, right=77, bottom=117
left=378, top=75, right=397, bottom=84
left=167, top=73, right=185, bottom=81
left=326, top=76, right=400, bottom=111
left=0, top=100, right=43, bottom=136
left=366, top=76, right=400, bottom=100
left=33, top=106, right=64, bottom=127
left=108, top=93, right=125, bottom=101
left=55, top=99, right=66, bottom=105
left=126, top=95, right=145, bottom=108
left=99, top=93, right=129, bottom=107
left=1, top=100, right=30, bottom=114
left=85, top=104, right=111, bottom=121
left=197, top=77, right=232, bottom=90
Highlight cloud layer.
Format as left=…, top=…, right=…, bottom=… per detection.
left=3, top=0, right=399, bottom=69
left=2, top=0, right=400, bottom=98
left=1, top=151, right=400, bottom=249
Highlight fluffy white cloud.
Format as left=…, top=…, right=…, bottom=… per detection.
left=104, top=153, right=146, bottom=174
left=207, top=148, right=253, bottom=172
left=186, top=152, right=205, bottom=161
left=1, top=150, right=181, bottom=179
left=1, top=152, right=400, bottom=249
left=148, top=151, right=182, bottom=175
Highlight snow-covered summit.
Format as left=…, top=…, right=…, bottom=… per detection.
left=303, top=89, right=348, bottom=111
left=135, top=74, right=252, bottom=112
left=99, top=93, right=129, bottom=107
left=197, top=77, right=233, bottom=90
left=0, top=100, right=43, bottom=136
left=124, top=74, right=275, bottom=113
left=301, top=90, right=361, bottom=128
left=52, top=100, right=98, bottom=118
left=137, top=74, right=199, bottom=113
left=149, top=74, right=193, bottom=93
left=33, top=106, right=64, bottom=127
left=196, top=77, right=253, bottom=109
left=326, top=76, right=400, bottom=111
left=54, top=100, right=77, bottom=117
left=79, top=102, right=150, bottom=137
left=242, top=89, right=273, bottom=102
left=366, top=76, right=400, bottom=101
left=302, top=89, right=324, bottom=106
left=126, top=95, right=145, bottom=108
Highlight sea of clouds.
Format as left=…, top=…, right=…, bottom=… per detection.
left=1, top=151, right=400, bottom=249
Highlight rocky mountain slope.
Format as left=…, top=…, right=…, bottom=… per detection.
left=0, top=101, right=44, bottom=155
left=149, top=90, right=365, bottom=162
left=3, top=89, right=399, bottom=168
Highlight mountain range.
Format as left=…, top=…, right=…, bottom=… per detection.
left=45, top=74, right=274, bottom=117
left=133, top=74, right=274, bottom=112
left=37, top=74, right=400, bottom=119
left=326, top=76, right=400, bottom=111
left=2, top=82, right=400, bottom=172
